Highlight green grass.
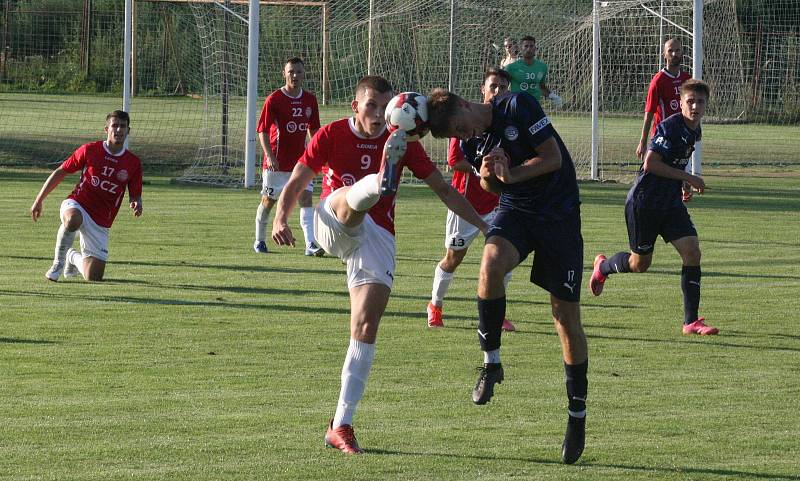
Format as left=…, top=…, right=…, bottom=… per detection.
left=1, top=167, right=799, bottom=480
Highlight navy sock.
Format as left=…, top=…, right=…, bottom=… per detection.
left=681, top=265, right=701, bottom=324
left=600, top=252, right=631, bottom=277
left=565, top=360, right=588, bottom=415
left=477, top=296, right=505, bottom=352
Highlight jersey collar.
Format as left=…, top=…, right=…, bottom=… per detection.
left=103, top=141, right=127, bottom=156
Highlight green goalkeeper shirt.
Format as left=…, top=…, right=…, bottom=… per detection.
left=505, top=58, right=548, bottom=100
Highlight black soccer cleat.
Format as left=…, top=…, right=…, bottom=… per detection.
left=472, top=363, right=504, bottom=405
left=561, top=415, right=586, bottom=464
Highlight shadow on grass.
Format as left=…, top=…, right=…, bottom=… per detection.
left=367, top=448, right=800, bottom=480
left=0, top=337, right=57, bottom=344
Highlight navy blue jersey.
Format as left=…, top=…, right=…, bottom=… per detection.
left=476, top=91, right=580, bottom=221
left=627, top=112, right=701, bottom=209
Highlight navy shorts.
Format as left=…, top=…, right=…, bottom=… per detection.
left=487, top=207, right=583, bottom=302
left=625, top=202, right=697, bottom=255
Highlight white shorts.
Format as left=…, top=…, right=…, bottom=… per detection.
left=314, top=191, right=396, bottom=289
left=444, top=209, right=495, bottom=251
left=260, top=170, right=313, bottom=199
left=60, top=199, right=110, bottom=261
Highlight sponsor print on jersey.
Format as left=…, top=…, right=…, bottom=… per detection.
left=528, top=116, right=551, bottom=136
left=654, top=136, right=670, bottom=149
left=116, top=169, right=129, bottom=182
left=504, top=126, right=519, bottom=141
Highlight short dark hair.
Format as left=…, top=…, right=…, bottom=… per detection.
left=680, top=78, right=710, bottom=99
left=286, top=57, right=304, bottom=66
left=354, top=75, right=393, bottom=97
left=106, top=110, right=130, bottom=125
left=485, top=68, right=511, bottom=84
left=426, top=88, right=464, bottom=138
left=520, top=35, right=536, bottom=44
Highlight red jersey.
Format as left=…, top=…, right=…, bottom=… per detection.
left=447, top=138, right=498, bottom=216
left=62, top=141, right=143, bottom=228
left=257, top=88, right=321, bottom=171
left=645, top=69, right=691, bottom=135
left=300, top=118, right=437, bottom=235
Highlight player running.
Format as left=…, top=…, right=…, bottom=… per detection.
left=254, top=57, right=322, bottom=256
left=427, top=68, right=516, bottom=332
left=30, top=110, right=143, bottom=282
left=427, top=87, right=588, bottom=464
left=589, top=79, right=717, bottom=336
left=271, top=76, right=487, bottom=454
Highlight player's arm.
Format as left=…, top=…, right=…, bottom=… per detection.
left=637, top=111, right=655, bottom=160
left=30, top=166, right=69, bottom=222
left=492, top=137, right=562, bottom=185
left=479, top=155, right=503, bottom=194
left=450, top=159, right=474, bottom=173
left=643, top=150, right=705, bottom=193
left=423, top=169, right=488, bottom=234
left=258, top=131, right=277, bottom=171
left=272, top=162, right=316, bottom=246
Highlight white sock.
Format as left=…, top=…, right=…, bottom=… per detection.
left=255, top=203, right=270, bottom=243
left=68, top=249, right=85, bottom=276
left=503, top=271, right=512, bottom=291
left=345, top=174, right=381, bottom=211
left=431, top=264, right=454, bottom=305
left=333, top=338, right=376, bottom=428
left=299, top=207, right=315, bottom=246
left=54, top=224, right=76, bottom=263
left=484, top=349, right=501, bottom=364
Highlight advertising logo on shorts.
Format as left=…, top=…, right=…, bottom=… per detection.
left=116, top=169, right=129, bottom=182
left=504, top=126, right=519, bottom=141
left=341, top=173, right=356, bottom=186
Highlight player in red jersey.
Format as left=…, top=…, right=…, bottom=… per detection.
left=254, top=57, right=322, bottom=256
left=30, top=110, right=143, bottom=282
left=271, top=76, right=487, bottom=454
left=427, top=68, right=515, bottom=332
left=637, top=38, right=691, bottom=160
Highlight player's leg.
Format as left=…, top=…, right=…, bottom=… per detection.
left=329, top=130, right=407, bottom=228
left=254, top=171, right=279, bottom=253
left=67, top=212, right=110, bottom=281
left=428, top=209, right=471, bottom=328
left=46, top=201, right=84, bottom=281
left=472, top=234, right=520, bottom=405
left=326, top=222, right=395, bottom=454
left=671, top=235, right=716, bottom=335
left=551, top=296, right=588, bottom=465
left=298, top=187, right=323, bottom=257
left=590, top=203, right=656, bottom=295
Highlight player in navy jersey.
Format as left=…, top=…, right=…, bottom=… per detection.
left=589, top=79, right=717, bottom=336
left=427, top=88, right=588, bottom=464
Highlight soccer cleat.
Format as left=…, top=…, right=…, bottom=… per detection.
left=325, top=419, right=364, bottom=454
left=378, top=129, right=407, bottom=197
left=253, top=240, right=269, bottom=254
left=304, top=241, right=325, bottom=257
left=502, top=318, right=516, bottom=332
left=64, top=248, right=79, bottom=278
left=45, top=261, right=64, bottom=282
left=561, top=415, right=586, bottom=464
left=588, top=254, right=607, bottom=296
left=682, top=317, right=719, bottom=335
left=427, top=302, right=444, bottom=328
left=472, top=363, right=504, bottom=405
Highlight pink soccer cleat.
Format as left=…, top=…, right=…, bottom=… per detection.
left=502, top=318, right=516, bottom=332
left=682, top=317, right=719, bottom=336
left=427, top=302, right=444, bottom=328
left=325, top=419, right=364, bottom=454
left=589, top=254, right=607, bottom=296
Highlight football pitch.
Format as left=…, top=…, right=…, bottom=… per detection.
left=1, top=168, right=799, bottom=480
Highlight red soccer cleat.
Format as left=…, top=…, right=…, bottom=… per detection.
left=325, top=419, right=364, bottom=454
left=427, top=302, right=444, bottom=328
left=682, top=317, right=719, bottom=336
left=589, top=254, right=607, bottom=296
left=502, top=318, right=516, bottom=332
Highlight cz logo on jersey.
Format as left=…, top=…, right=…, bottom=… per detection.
left=90, top=175, right=120, bottom=194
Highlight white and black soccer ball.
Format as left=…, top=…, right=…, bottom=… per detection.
left=385, top=91, right=430, bottom=141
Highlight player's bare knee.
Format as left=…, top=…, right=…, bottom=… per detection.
left=630, top=255, right=652, bottom=273
left=683, top=247, right=701, bottom=265
left=442, top=249, right=466, bottom=271
left=62, top=210, right=83, bottom=231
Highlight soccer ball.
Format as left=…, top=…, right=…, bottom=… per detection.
left=385, top=92, right=429, bottom=141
